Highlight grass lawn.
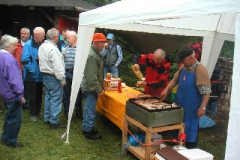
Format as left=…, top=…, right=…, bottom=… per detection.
left=0, top=99, right=227, bottom=160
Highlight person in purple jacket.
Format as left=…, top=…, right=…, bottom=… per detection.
left=0, top=35, right=25, bottom=148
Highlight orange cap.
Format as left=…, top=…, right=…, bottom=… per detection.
left=92, top=33, right=106, bottom=42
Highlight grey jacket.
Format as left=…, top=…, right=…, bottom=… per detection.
left=81, top=45, right=104, bottom=94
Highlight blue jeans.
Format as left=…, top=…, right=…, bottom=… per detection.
left=43, top=74, right=63, bottom=124
left=82, top=91, right=98, bottom=132
left=104, top=65, right=119, bottom=78
left=206, top=101, right=218, bottom=116
left=63, top=71, right=82, bottom=115
left=1, top=98, right=22, bottom=145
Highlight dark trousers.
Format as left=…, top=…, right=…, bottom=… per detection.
left=23, top=81, right=28, bottom=102
left=63, top=71, right=82, bottom=116
left=27, top=81, right=43, bottom=116
left=1, top=98, right=22, bottom=145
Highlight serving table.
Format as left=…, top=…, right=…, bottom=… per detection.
left=96, top=86, right=142, bottom=130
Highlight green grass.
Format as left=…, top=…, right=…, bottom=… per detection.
left=0, top=99, right=227, bottom=160
left=0, top=102, right=138, bottom=160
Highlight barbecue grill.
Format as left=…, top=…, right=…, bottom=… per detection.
left=126, top=96, right=184, bottom=127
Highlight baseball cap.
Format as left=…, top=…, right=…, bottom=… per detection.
left=175, top=46, right=194, bottom=63
left=106, top=33, right=114, bottom=40
left=92, top=33, right=106, bottom=42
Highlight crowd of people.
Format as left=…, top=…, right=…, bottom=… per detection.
left=0, top=27, right=222, bottom=150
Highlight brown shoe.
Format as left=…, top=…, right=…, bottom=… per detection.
left=9, top=142, right=23, bottom=148
left=1, top=140, right=23, bottom=148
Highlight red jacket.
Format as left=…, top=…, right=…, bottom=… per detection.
left=13, top=42, right=23, bottom=72
left=139, top=53, right=171, bottom=96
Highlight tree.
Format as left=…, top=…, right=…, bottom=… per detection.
left=84, top=0, right=118, bottom=7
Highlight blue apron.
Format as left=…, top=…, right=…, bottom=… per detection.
left=175, top=69, right=202, bottom=142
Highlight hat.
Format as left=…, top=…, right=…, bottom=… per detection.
left=175, top=46, right=194, bottom=63
left=106, top=33, right=114, bottom=40
left=92, top=33, right=106, bottom=42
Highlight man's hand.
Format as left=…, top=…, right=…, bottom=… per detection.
left=21, top=98, right=26, bottom=104
left=133, top=64, right=140, bottom=71
left=160, top=88, right=168, bottom=100
left=197, top=107, right=205, bottom=117
left=61, top=83, right=66, bottom=87
left=98, top=90, right=105, bottom=97
left=136, top=81, right=146, bottom=87
left=104, top=43, right=109, bottom=49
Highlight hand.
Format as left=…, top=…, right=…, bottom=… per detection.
left=136, top=81, right=145, bottom=87
left=98, top=90, right=105, bottom=97
left=104, top=43, right=109, bottom=49
left=61, top=52, right=66, bottom=58
left=61, top=83, right=66, bottom=87
left=134, top=64, right=140, bottom=71
left=160, top=89, right=168, bottom=100
left=21, top=98, right=26, bottom=104
left=197, top=107, right=205, bottom=117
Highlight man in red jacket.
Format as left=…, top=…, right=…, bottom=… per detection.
left=133, top=49, right=171, bottom=96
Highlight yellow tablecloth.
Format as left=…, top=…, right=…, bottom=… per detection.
left=96, top=86, right=142, bottom=130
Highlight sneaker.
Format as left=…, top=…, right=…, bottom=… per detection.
left=30, top=116, right=38, bottom=122
left=84, top=129, right=101, bottom=140
left=50, top=123, right=66, bottom=129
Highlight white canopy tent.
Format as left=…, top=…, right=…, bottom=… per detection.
left=62, top=0, right=240, bottom=159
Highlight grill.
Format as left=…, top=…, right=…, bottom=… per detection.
left=126, top=96, right=184, bottom=127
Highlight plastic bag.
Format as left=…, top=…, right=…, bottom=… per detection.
left=199, top=115, right=216, bottom=128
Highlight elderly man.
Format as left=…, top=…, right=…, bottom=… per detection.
left=160, top=46, right=211, bottom=149
left=0, top=35, right=25, bottom=148
left=57, top=27, right=69, bottom=52
left=102, top=33, right=123, bottom=78
left=81, top=33, right=106, bottom=140
left=63, top=31, right=82, bottom=119
left=13, top=27, right=30, bottom=72
left=21, top=27, right=45, bottom=122
left=133, top=49, right=171, bottom=96
left=13, top=28, right=30, bottom=109
left=38, top=28, right=66, bottom=129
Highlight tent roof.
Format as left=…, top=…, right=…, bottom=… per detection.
left=80, top=0, right=239, bottom=39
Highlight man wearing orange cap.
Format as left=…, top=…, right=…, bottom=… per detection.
left=81, top=33, right=106, bottom=139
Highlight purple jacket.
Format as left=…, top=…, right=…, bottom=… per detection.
left=0, top=49, right=24, bottom=102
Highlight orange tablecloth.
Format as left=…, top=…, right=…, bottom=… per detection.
left=96, top=86, right=142, bottom=130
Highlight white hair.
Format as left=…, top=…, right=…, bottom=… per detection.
left=46, top=28, right=59, bottom=40
left=0, top=35, right=18, bottom=49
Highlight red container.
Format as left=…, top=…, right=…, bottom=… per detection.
left=118, top=81, right=122, bottom=93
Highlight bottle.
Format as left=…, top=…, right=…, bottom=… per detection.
left=118, top=80, right=122, bottom=93
left=131, top=65, right=143, bottom=79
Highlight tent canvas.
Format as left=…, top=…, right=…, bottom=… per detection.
left=62, top=0, right=240, bottom=159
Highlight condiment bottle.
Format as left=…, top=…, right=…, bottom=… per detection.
left=131, top=65, right=143, bottom=79
left=118, top=80, right=122, bottom=93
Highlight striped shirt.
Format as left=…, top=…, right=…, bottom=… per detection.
left=64, top=46, right=76, bottom=70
